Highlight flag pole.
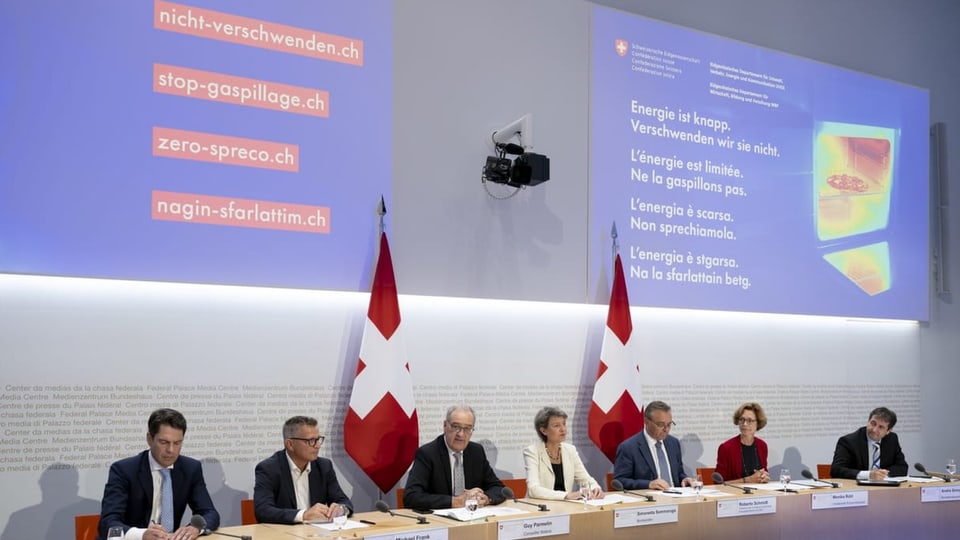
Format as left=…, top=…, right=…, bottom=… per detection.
left=610, top=221, right=619, bottom=266
left=376, top=194, right=386, bottom=505
left=378, top=195, right=387, bottom=236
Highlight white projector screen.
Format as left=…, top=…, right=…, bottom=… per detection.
left=0, top=0, right=392, bottom=291
left=590, top=5, right=929, bottom=320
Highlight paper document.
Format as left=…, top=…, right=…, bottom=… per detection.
left=585, top=493, right=647, bottom=505
left=657, top=487, right=716, bottom=497
left=747, top=482, right=814, bottom=491
left=792, top=479, right=834, bottom=488
left=308, top=519, right=370, bottom=531
left=611, top=488, right=729, bottom=499
left=902, top=475, right=946, bottom=483
left=432, top=506, right=526, bottom=521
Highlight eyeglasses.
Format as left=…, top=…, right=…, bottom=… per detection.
left=289, top=436, right=325, bottom=447
left=648, top=420, right=676, bottom=430
left=738, top=418, right=757, bottom=425
left=446, top=422, right=474, bottom=434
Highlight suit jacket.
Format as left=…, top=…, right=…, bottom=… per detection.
left=98, top=450, right=220, bottom=540
left=613, top=432, right=687, bottom=490
left=403, top=435, right=505, bottom=510
left=253, top=450, right=353, bottom=524
left=523, top=442, right=600, bottom=500
left=831, top=426, right=908, bottom=479
left=715, top=435, right=768, bottom=482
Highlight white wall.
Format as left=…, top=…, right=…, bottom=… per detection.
left=3, top=0, right=959, bottom=537
left=0, top=274, right=924, bottom=535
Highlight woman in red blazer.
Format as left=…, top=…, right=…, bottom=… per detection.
left=715, top=403, right=770, bottom=484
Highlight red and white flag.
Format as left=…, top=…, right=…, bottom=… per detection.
left=344, top=232, right=419, bottom=492
left=588, top=253, right=644, bottom=463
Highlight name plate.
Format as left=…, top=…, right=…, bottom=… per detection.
left=613, top=504, right=679, bottom=528
left=366, top=527, right=449, bottom=540
left=921, top=486, right=960, bottom=502
left=811, top=490, right=868, bottom=509
left=497, top=515, right=570, bottom=540
left=716, top=496, right=777, bottom=518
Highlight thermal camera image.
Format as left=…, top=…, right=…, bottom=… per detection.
left=814, top=123, right=897, bottom=242
left=822, top=241, right=891, bottom=296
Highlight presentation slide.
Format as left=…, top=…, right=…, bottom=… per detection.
left=0, top=0, right=391, bottom=290
left=590, top=6, right=929, bottom=320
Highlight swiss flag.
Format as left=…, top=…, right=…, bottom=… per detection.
left=344, top=232, right=419, bottom=492
left=588, top=254, right=644, bottom=463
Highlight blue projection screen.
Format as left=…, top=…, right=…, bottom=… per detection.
left=590, top=6, right=929, bottom=320
left=0, top=0, right=391, bottom=291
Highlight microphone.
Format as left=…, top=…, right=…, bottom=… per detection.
left=609, top=479, right=655, bottom=502
left=915, top=462, right=953, bottom=482
left=801, top=468, right=839, bottom=488
left=711, top=472, right=754, bottom=494
left=501, top=486, right=548, bottom=511
left=190, top=516, right=251, bottom=540
left=374, top=500, right=429, bottom=524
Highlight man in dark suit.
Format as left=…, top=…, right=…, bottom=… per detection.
left=831, top=407, right=908, bottom=480
left=403, top=405, right=505, bottom=511
left=613, top=400, right=693, bottom=490
left=253, top=416, right=353, bottom=524
left=99, top=408, right=219, bottom=540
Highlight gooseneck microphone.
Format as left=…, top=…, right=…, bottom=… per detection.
left=609, top=479, right=655, bottom=502
left=915, top=462, right=953, bottom=482
left=801, top=468, right=839, bottom=488
left=374, top=500, right=429, bottom=524
left=711, top=472, right=754, bottom=494
left=501, top=486, right=548, bottom=511
left=190, top=516, right=252, bottom=540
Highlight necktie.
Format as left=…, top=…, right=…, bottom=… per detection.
left=159, top=468, right=174, bottom=531
left=655, top=441, right=673, bottom=487
left=453, top=452, right=465, bottom=495
left=871, top=443, right=881, bottom=470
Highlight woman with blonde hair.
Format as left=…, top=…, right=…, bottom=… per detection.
left=523, top=406, right=603, bottom=500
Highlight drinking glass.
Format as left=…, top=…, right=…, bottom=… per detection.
left=464, top=494, right=479, bottom=518
left=946, top=459, right=957, bottom=476
left=576, top=482, right=590, bottom=510
left=106, top=527, right=123, bottom=540
left=692, top=473, right=704, bottom=501
left=331, top=505, right=347, bottom=539
left=779, top=468, right=791, bottom=492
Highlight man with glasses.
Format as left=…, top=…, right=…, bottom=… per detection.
left=403, top=405, right=505, bottom=510
left=253, top=416, right=353, bottom=523
left=613, top=400, right=694, bottom=490
left=831, top=407, right=908, bottom=480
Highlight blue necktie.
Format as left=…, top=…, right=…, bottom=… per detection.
left=656, top=441, right=673, bottom=487
left=159, top=468, right=174, bottom=531
left=871, top=443, right=881, bottom=470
